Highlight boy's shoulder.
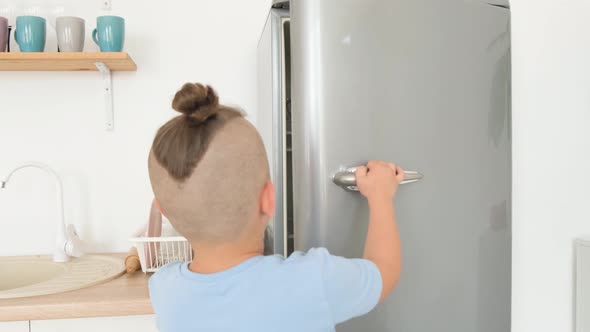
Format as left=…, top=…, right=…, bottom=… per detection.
left=154, top=260, right=183, bottom=274
left=283, top=247, right=332, bottom=265
left=148, top=261, right=183, bottom=288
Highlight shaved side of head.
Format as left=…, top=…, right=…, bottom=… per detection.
left=148, top=83, right=270, bottom=244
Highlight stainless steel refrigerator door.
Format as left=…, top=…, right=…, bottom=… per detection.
left=290, top=0, right=511, bottom=331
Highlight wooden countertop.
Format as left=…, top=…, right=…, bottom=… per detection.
left=0, top=254, right=153, bottom=322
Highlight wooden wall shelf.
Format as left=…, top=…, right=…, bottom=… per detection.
left=0, top=52, right=137, bottom=71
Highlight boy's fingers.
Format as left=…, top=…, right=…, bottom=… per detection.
left=356, top=166, right=368, bottom=178
left=396, top=166, right=405, bottom=182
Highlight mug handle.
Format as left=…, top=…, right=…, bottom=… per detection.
left=13, top=29, right=18, bottom=46
left=92, top=28, right=99, bottom=44
left=7, top=26, right=11, bottom=52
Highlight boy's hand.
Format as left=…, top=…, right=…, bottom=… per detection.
left=356, top=161, right=404, bottom=202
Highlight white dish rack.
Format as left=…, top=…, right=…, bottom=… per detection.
left=130, top=236, right=193, bottom=273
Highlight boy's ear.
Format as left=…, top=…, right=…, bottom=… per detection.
left=260, top=181, right=275, bottom=218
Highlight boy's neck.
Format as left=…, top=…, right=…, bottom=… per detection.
left=188, top=240, right=263, bottom=274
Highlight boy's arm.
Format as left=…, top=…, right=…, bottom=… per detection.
left=364, top=194, right=401, bottom=302
left=356, top=161, right=404, bottom=302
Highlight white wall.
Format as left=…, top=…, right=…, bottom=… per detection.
left=1, top=0, right=590, bottom=331
left=0, top=0, right=270, bottom=255
left=511, top=0, right=590, bottom=331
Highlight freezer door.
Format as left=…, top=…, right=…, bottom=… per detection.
left=290, top=0, right=511, bottom=331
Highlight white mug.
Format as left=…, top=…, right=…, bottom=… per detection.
left=56, top=16, right=85, bottom=52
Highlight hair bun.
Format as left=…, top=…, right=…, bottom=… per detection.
left=172, top=83, right=220, bottom=123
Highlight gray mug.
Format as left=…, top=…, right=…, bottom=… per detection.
left=0, top=16, right=7, bottom=52
left=56, top=16, right=85, bottom=52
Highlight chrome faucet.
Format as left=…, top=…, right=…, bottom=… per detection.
left=1, top=162, right=84, bottom=262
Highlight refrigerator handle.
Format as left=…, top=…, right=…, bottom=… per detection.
left=332, top=168, right=423, bottom=192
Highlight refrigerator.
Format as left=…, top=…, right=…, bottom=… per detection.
left=257, top=0, right=511, bottom=331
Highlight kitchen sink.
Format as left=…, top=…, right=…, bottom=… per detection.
left=0, top=255, right=125, bottom=299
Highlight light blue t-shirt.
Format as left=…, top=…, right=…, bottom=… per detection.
left=149, top=248, right=382, bottom=332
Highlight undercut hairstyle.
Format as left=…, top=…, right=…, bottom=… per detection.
left=148, top=83, right=270, bottom=244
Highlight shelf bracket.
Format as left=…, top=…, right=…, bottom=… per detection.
left=95, top=62, right=114, bottom=131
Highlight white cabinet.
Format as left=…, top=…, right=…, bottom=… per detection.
left=31, top=315, right=157, bottom=332
left=0, top=321, right=29, bottom=332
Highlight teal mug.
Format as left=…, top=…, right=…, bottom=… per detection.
left=15, top=16, right=46, bottom=52
left=92, top=16, right=125, bottom=52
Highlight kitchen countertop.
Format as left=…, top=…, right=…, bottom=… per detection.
left=0, top=254, right=153, bottom=322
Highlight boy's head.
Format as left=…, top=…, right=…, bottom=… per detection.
left=148, top=83, right=274, bottom=245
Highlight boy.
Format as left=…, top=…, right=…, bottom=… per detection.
left=148, top=83, right=404, bottom=331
